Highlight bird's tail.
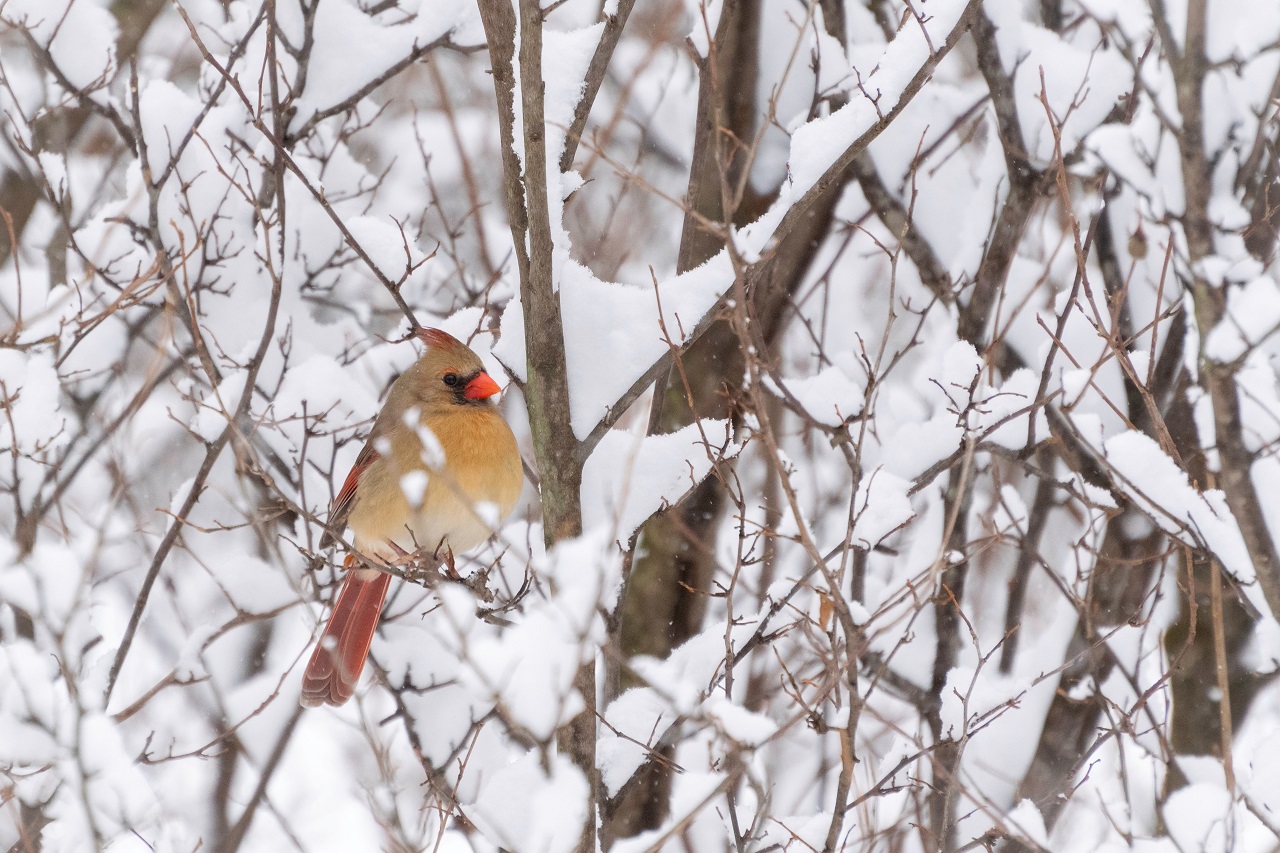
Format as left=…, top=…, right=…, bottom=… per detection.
left=300, top=558, right=391, bottom=707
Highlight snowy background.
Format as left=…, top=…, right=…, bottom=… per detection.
left=2, top=0, right=1280, bottom=850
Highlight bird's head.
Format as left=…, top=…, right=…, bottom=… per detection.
left=410, top=327, right=503, bottom=408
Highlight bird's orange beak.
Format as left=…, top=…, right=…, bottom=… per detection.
left=464, top=371, right=502, bottom=400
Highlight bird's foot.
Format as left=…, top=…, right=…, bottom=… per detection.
left=384, top=542, right=420, bottom=571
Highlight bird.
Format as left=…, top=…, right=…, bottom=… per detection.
left=300, top=327, right=524, bottom=708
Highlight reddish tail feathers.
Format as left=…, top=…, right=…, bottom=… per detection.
left=300, top=567, right=392, bottom=707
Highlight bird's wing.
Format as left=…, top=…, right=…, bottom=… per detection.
left=320, top=441, right=378, bottom=548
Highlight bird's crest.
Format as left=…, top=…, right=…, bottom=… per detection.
left=417, top=327, right=468, bottom=354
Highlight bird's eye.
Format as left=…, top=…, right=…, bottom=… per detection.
left=442, top=373, right=460, bottom=387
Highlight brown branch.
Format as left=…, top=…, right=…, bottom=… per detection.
left=286, top=34, right=460, bottom=144
left=174, top=6, right=423, bottom=331
left=104, top=18, right=292, bottom=705
left=996, top=445, right=1057, bottom=674
left=15, top=28, right=136, bottom=151
left=574, top=3, right=980, bottom=458
left=0, top=0, right=167, bottom=265
left=1240, top=68, right=1280, bottom=260
left=516, top=0, right=594, bottom=841
left=764, top=0, right=984, bottom=275
left=850, top=151, right=954, bottom=304
left=219, top=704, right=305, bottom=853
left=476, top=0, right=593, bottom=846
left=558, top=0, right=638, bottom=173
left=959, top=7, right=1043, bottom=347
left=155, top=4, right=269, bottom=191
left=1171, top=0, right=1280, bottom=618
left=476, top=0, right=581, bottom=538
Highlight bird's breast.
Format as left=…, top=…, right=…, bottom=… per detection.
left=348, top=405, right=523, bottom=559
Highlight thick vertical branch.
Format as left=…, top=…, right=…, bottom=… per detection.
left=477, top=0, right=528, bottom=280
left=478, top=0, right=593, bottom=846
left=928, top=462, right=975, bottom=853
left=925, top=12, right=1043, bottom=850
left=1173, top=0, right=1280, bottom=618
left=605, top=2, right=761, bottom=840
left=959, top=9, right=1042, bottom=348
left=618, top=0, right=763, bottom=662
left=514, top=0, right=582, bottom=546
left=478, top=0, right=583, bottom=540
left=476, top=1, right=582, bottom=540
left=1239, top=69, right=1280, bottom=260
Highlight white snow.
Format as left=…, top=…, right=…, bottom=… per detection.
left=345, top=215, right=427, bottom=283
left=786, top=0, right=974, bottom=197
left=0, top=350, right=64, bottom=458
left=582, top=420, right=735, bottom=543
left=1205, top=276, right=1280, bottom=363
left=1103, top=431, right=1255, bottom=584
left=289, top=0, right=471, bottom=131
left=766, top=362, right=866, bottom=427
left=851, top=469, right=914, bottom=549
left=881, top=412, right=963, bottom=480
left=1, top=0, right=118, bottom=98
left=6, top=0, right=1280, bottom=849
left=466, top=752, right=589, bottom=853
left=496, top=254, right=735, bottom=439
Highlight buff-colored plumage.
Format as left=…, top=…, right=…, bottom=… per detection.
left=301, top=328, right=522, bottom=708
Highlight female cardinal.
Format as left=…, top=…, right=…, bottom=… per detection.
left=301, top=328, right=523, bottom=707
